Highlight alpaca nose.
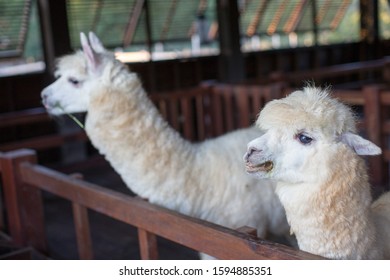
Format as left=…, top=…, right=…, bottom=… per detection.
left=244, top=146, right=261, bottom=161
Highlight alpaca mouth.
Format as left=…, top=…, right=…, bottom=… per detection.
left=245, top=161, right=273, bottom=173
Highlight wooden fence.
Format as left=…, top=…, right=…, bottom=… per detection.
left=0, top=149, right=322, bottom=260
left=1, top=81, right=390, bottom=259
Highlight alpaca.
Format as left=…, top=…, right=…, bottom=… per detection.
left=244, top=86, right=390, bottom=259
left=41, top=32, right=289, bottom=255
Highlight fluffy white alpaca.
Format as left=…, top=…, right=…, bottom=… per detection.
left=244, top=86, right=390, bottom=259
left=41, top=32, right=289, bottom=255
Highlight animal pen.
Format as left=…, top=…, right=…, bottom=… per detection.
left=0, top=83, right=317, bottom=260
left=1, top=80, right=390, bottom=259
left=0, top=149, right=323, bottom=260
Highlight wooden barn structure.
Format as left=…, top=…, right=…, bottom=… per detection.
left=1, top=0, right=390, bottom=260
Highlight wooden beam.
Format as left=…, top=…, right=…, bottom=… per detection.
left=330, top=0, right=352, bottom=30
left=138, top=228, right=158, bottom=259
left=267, top=0, right=288, bottom=34
left=283, top=0, right=308, bottom=33
left=123, top=0, right=145, bottom=47
left=37, top=0, right=71, bottom=77
left=19, top=162, right=323, bottom=259
left=315, top=0, right=332, bottom=25
left=246, top=0, right=269, bottom=37
left=217, top=0, right=245, bottom=83
left=0, top=150, right=47, bottom=253
left=160, top=0, right=178, bottom=41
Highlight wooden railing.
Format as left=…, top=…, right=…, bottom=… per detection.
left=269, top=57, right=390, bottom=88
left=0, top=83, right=286, bottom=157
left=0, top=149, right=323, bottom=260
left=1, top=82, right=390, bottom=259
left=0, top=82, right=388, bottom=187
left=0, top=107, right=87, bottom=152
left=151, top=83, right=287, bottom=141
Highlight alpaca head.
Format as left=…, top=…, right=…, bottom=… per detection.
left=41, top=32, right=115, bottom=115
left=244, top=87, right=381, bottom=184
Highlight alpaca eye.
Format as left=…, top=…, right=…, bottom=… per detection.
left=68, top=77, right=80, bottom=86
left=297, top=133, right=313, bottom=145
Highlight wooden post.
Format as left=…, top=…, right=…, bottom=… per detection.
left=0, top=153, right=4, bottom=231
left=69, top=173, right=94, bottom=259
left=363, top=85, right=384, bottom=186
left=72, top=203, right=94, bottom=259
left=138, top=228, right=158, bottom=259
left=216, top=0, right=245, bottom=83
left=0, top=149, right=47, bottom=253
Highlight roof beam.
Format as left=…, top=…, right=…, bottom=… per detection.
left=217, top=0, right=245, bottom=82
left=316, top=0, right=332, bottom=25
left=246, top=0, right=269, bottom=37
left=267, top=0, right=288, bottom=35
left=160, top=0, right=178, bottom=41
left=123, top=0, right=145, bottom=47
left=283, top=0, right=308, bottom=33
left=91, top=0, right=104, bottom=32
left=17, top=0, right=32, bottom=52
left=330, top=0, right=351, bottom=30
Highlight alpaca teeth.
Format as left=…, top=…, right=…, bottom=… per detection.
left=246, top=161, right=273, bottom=173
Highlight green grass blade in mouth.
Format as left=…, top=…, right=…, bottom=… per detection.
left=55, top=102, right=85, bottom=129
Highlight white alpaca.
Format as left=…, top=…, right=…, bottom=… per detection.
left=244, top=86, right=390, bottom=259
left=41, top=32, right=289, bottom=256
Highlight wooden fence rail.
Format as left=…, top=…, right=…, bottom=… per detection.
left=0, top=149, right=323, bottom=260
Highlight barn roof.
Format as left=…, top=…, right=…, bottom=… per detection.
left=1, top=0, right=353, bottom=57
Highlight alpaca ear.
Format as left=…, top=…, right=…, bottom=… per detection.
left=80, top=32, right=101, bottom=72
left=88, top=32, right=105, bottom=53
left=340, top=132, right=382, bottom=156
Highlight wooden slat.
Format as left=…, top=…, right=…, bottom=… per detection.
left=250, top=87, right=263, bottom=119
left=0, top=150, right=47, bottom=252
left=0, top=154, right=4, bottom=230
left=156, top=100, right=168, bottom=120
left=222, top=88, right=234, bottom=131
left=333, top=90, right=365, bottom=105
left=364, top=85, right=385, bottom=186
left=195, top=95, right=205, bottom=141
left=234, top=86, right=250, bottom=128
left=180, top=98, right=193, bottom=141
left=210, top=92, right=224, bottom=136
left=0, top=131, right=87, bottom=152
left=18, top=162, right=322, bottom=260
left=380, top=91, right=390, bottom=105
left=168, top=99, right=180, bottom=131
left=138, top=228, right=158, bottom=260
left=271, top=57, right=389, bottom=84
left=384, top=150, right=390, bottom=162
left=382, top=120, right=390, bottom=134
left=72, top=202, right=94, bottom=260
left=0, top=107, right=49, bottom=128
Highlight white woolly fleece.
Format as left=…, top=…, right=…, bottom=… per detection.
left=246, top=87, right=390, bottom=259
left=41, top=38, right=289, bottom=248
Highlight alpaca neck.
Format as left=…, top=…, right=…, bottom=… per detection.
left=276, top=148, right=381, bottom=259
left=84, top=66, right=196, bottom=202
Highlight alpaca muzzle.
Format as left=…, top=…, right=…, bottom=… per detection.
left=244, top=147, right=274, bottom=173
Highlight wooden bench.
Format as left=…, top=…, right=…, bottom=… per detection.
left=0, top=149, right=323, bottom=260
